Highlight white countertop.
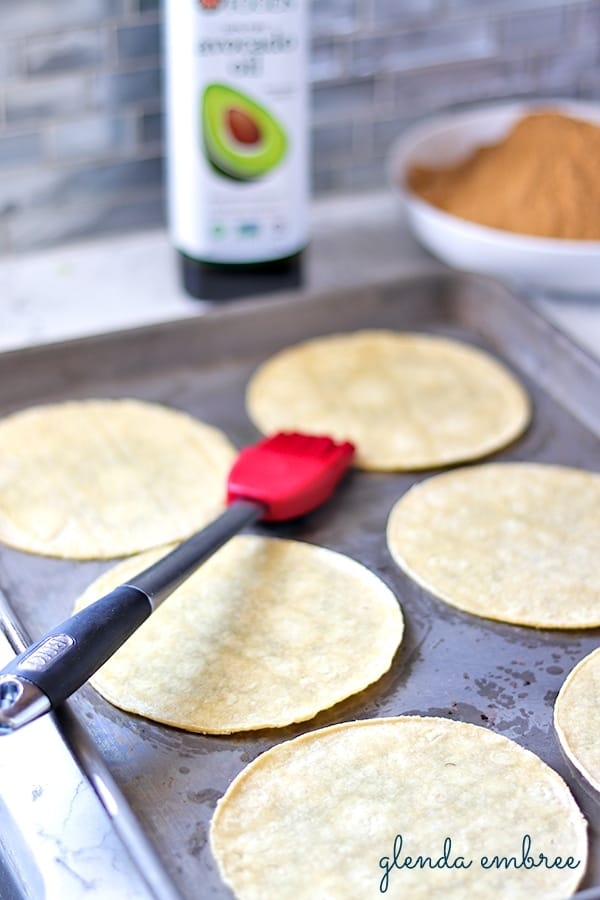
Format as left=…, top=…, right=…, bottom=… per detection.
left=0, top=189, right=598, bottom=900
left=0, top=190, right=598, bottom=358
left=0, top=191, right=416, bottom=352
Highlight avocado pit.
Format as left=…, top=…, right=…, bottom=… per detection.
left=227, top=108, right=262, bottom=146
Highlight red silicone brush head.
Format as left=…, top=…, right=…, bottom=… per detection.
left=226, top=432, right=355, bottom=522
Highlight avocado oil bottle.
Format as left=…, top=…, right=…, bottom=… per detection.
left=164, top=0, right=309, bottom=301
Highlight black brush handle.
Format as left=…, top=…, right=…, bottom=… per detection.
left=0, top=499, right=264, bottom=733
left=0, top=585, right=152, bottom=728
left=131, top=499, right=263, bottom=608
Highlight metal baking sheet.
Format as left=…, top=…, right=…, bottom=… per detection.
left=0, top=272, right=598, bottom=898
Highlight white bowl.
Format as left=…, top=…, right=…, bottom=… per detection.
left=389, top=99, right=600, bottom=295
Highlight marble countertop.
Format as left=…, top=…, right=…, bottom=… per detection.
left=0, top=189, right=598, bottom=900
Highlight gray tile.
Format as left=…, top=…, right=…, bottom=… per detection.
left=0, top=222, right=10, bottom=254
left=340, top=159, right=386, bottom=190
left=374, top=72, right=396, bottom=108
left=62, top=156, right=164, bottom=200
left=352, top=120, right=374, bottom=155
left=570, top=0, right=600, bottom=42
left=348, top=36, right=387, bottom=78
left=2, top=0, right=124, bottom=36
left=25, top=29, right=106, bottom=76
left=310, top=39, right=347, bottom=83
left=445, top=0, right=576, bottom=13
left=5, top=202, right=98, bottom=251
left=49, top=115, right=133, bottom=161
left=8, top=191, right=165, bottom=252
left=349, top=20, right=496, bottom=77
left=580, top=0, right=600, bottom=29
left=94, top=67, right=162, bottom=108
left=0, top=44, right=21, bottom=80
left=117, top=23, right=161, bottom=61
left=0, top=167, right=63, bottom=218
left=370, top=0, right=439, bottom=26
left=372, top=116, right=416, bottom=156
left=0, top=0, right=595, bottom=255
left=529, top=43, right=600, bottom=93
left=393, top=56, right=535, bottom=115
left=311, top=0, right=360, bottom=37
left=496, top=7, right=566, bottom=49
left=0, top=132, right=42, bottom=168
left=5, top=76, right=90, bottom=125
left=98, top=190, right=165, bottom=230
left=312, top=77, right=376, bottom=123
left=140, top=111, right=163, bottom=144
left=578, top=71, right=600, bottom=98
left=311, top=167, right=343, bottom=193
left=311, top=122, right=354, bottom=160
left=0, top=156, right=163, bottom=217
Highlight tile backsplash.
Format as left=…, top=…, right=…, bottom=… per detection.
left=0, top=0, right=598, bottom=253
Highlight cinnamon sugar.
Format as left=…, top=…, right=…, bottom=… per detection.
left=408, top=112, right=600, bottom=240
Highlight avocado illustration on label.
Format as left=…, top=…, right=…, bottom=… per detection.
left=202, top=83, right=288, bottom=181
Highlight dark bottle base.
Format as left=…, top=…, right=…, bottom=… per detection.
left=179, top=251, right=304, bottom=301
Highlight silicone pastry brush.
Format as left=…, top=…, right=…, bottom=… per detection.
left=0, top=432, right=354, bottom=733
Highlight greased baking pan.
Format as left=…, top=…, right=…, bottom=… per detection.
left=0, top=272, right=598, bottom=898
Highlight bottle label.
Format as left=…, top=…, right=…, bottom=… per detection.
left=165, top=0, right=309, bottom=264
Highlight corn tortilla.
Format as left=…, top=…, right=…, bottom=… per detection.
left=387, top=463, right=600, bottom=629
left=0, top=399, right=236, bottom=559
left=555, top=647, right=600, bottom=794
left=246, top=330, right=529, bottom=471
left=73, top=535, right=404, bottom=733
left=210, top=716, right=587, bottom=899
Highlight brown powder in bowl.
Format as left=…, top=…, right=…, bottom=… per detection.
left=407, top=111, right=600, bottom=240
